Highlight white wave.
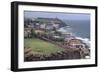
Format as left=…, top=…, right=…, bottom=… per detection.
left=57, top=26, right=72, bottom=33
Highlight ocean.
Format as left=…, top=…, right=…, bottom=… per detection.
left=63, top=20, right=90, bottom=39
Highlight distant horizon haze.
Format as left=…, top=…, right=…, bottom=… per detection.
left=24, top=11, right=90, bottom=20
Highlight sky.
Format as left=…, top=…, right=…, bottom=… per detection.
left=24, top=11, right=90, bottom=20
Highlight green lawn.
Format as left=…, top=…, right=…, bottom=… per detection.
left=24, top=38, right=64, bottom=55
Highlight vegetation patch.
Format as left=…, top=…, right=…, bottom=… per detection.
left=24, top=38, right=64, bottom=55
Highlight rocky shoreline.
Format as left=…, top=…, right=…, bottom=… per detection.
left=24, top=46, right=89, bottom=61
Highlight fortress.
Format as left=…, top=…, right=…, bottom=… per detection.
left=24, top=17, right=90, bottom=61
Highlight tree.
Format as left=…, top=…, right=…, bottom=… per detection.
left=30, top=28, right=36, bottom=38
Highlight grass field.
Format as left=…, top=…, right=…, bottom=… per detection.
left=24, top=38, right=64, bottom=55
